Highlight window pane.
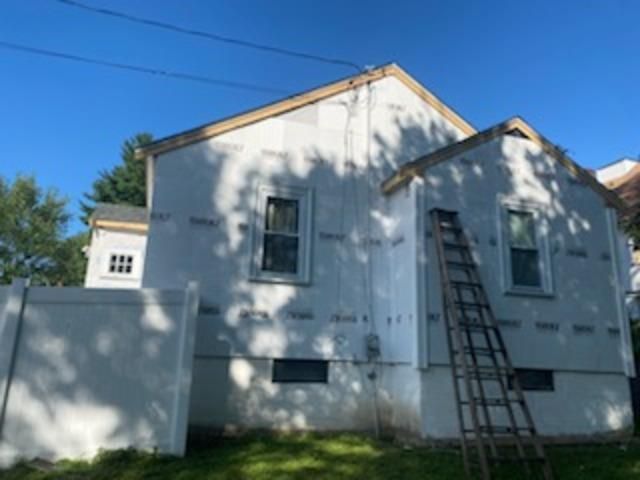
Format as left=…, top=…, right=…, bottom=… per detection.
left=266, top=197, right=298, bottom=233
left=272, top=359, right=328, bottom=383
left=262, top=234, right=298, bottom=273
left=508, top=369, right=554, bottom=391
left=511, top=249, right=541, bottom=287
left=508, top=210, right=536, bottom=248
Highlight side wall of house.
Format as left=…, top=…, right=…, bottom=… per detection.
left=142, top=75, right=467, bottom=434
left=85, top=228, right=147, bottom=289
left=418, top=133, right=633, bottom=438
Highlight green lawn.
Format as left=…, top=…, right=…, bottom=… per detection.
left=1, top=434, right=639, bottom=480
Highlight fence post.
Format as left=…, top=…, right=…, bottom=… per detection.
left=0, top=278, right=29, bottom=439
left=169, top=281, right=200, bottom=456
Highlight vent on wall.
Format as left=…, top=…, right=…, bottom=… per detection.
left=272, top=359, right=329, bottom=383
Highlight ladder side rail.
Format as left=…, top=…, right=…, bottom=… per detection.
left=454, top=237, right=532, bottom=464
left=431, top=210, right=491, bottom=480
left=457, top=299, right=499, bottom=460
left=448, top=212, right=554, bottom=480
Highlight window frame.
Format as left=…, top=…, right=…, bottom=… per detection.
left=272, top=359, right=329, bottom=383
left=508, top=368, right=554, bottom=392
left=250, top=184, right=313, bottom=285
left=102, top=250, right=141, bottom=279
left=498, top=200, right=553, bottom=297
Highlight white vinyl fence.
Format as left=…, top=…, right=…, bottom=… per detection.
left=0, top=279, right=199, bottom=467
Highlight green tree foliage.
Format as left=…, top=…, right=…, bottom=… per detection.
left=0, top=175, right=86, bottom=285
left=81, top=133, right=153, bottom=223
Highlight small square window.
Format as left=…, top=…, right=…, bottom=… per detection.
left=272, top=359, right=328, bottom=383
left=508, top=369, right=554, bottom=391
left=108, top=253, right=135, bottom=276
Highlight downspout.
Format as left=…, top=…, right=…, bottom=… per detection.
left=145, top=154, right=155, bottom=212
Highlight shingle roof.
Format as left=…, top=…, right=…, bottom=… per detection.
left=91, top=203, right=148, bottom=224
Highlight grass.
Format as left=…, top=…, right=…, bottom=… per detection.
left=0, top=433, right=639, bottom=480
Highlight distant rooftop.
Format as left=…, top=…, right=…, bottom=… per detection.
left=91, top=203, right=148, bottom=225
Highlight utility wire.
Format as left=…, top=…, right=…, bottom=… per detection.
left=0, top=40, right=289, bottom=94
left=53, top=0, right=362, bottom=72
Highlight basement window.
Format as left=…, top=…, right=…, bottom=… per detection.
left=251, top=185, right=313, bottom=284
left=272, top=359, right=328, bottom=383
left=508, top=369, right=554, bottom=391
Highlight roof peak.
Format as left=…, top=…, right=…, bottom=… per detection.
left=135, top=63, right=476, bottom=159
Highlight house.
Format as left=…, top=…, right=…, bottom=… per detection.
left=84, top=203, right=148, bottom=289
left=132, top=63, right=634, bottom=440
left=596, top=157, right=639, bottom=186
left=595, top=158, right=640, bottom=313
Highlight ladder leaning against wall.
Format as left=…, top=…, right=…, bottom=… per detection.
left=430, top=208, right=554, bottom=480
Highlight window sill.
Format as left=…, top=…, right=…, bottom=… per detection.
left=504, top=287, right=554, bottom=299
left=249, top=274, right=311, bottom=287
left=100, top=274, right=140, bottom=280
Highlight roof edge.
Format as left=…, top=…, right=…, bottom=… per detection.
left=91, top=219, right=149, bottom=233
left=381, top=116, right=626, bottom=212
left=134, top=63, right=476, bottom=159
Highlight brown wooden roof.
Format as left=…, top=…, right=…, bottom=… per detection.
left=381, top=116, right=626, bottom=211
left=134, top=63, right=476, bottom=159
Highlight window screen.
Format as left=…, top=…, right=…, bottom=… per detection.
left=262, top=197, right=299, bottom=274
left=508, top=369, right=554, bottom=391
left=108, top=254, right=134, bottom=275
left=272, top=359, right=328, bottom=383
left=507, top=210, right=541, bottom=288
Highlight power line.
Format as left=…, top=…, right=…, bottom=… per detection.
left=53, top=0, right=362, bottom=72
left=0, top=40, right=289, bottom=94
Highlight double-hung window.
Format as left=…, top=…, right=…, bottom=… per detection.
left=251, top=185, right=312, bottom=284
left=500, top=202, right=552, bottom=295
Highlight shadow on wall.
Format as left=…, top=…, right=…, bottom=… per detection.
left=143, top=81, right=632, bottom=439
left=0, top=285, right=194, bottom=465
left=2, top=84, right=630, bottom=466
left=142, top=89, right=460, bottom=435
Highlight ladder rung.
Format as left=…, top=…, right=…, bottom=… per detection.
left=446, top=260, right=475, bottom=270
left=453, top=346, right=504, bottom=356
left=454, top=321, right=497, bottom=331
left=451, top=280, right=483, bottom=289
left=455, top=301, right=490, bottom=310
left=439, top=223, right=462, bottom=231
left=461, top=397, right=510, bottom=407
left=443, top=242, right=467, bottom=250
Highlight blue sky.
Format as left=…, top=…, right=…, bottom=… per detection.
left=1, top=0, right=639, bottom=234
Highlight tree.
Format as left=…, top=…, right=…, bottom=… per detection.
left=0, top=175, right=86, bottom=285
left=81, top=133, right=153, bottom=223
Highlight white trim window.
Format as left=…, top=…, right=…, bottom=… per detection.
left=499, top=202, right=553, bottom=296
left=251, top=184, right=313, bottom=284
left=103, top=251, right=140, bottom=278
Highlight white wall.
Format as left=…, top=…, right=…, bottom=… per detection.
left=85, top=227, right=147, bottom=289
left=414, top=132, right=633, bottom=437
left=420, top=367, right=632, bottom=439
left=595, top=158, right=637, bottom=184
left=142, top=75, right=467, bottom=433
left=0, top=280, right=198, bottom=467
